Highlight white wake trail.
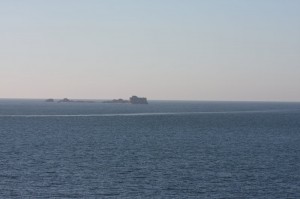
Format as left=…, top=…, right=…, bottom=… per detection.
left=0, top=109, right=299, bottom=118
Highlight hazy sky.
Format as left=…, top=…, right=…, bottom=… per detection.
left=1, top=0, right=300, bottom=101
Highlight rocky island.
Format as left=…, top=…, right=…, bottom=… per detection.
left=56, top=98, right=95, bottom=103
left=103, top=98, right=129, bottom=103
left=45, top=96, right=147, bottom=104
left=104, top=96, right=148, bottom=104
left=58, top=98, right=72, bottom=103
left=130, top=96, right=148, bottom=104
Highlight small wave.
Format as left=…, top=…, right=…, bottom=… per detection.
left=0, top=109, right=299, bottom=118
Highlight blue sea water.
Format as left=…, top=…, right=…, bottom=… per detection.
left=0, top=99, right=300, bottom=198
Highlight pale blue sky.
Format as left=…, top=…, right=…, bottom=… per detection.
left=1, top=0, right=300, bottom=101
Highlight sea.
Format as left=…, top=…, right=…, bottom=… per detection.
left=0, top=99, right=300, bottom=198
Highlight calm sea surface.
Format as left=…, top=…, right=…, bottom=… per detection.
left=0, top=99, right=300, bottom=198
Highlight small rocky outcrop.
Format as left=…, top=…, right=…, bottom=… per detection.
left=103, top=98, right=129, bottom=103
left=130, top=96, right=148, bottom=104
left=103, top=96, right=148, bottom=104
left=57, top=98, right=95, bottom=103
left=58, top=98, right=72, bottom=103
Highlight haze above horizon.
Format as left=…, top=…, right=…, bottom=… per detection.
left=1, top=0, right=300, bottom=101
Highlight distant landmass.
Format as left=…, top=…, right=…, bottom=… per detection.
left=45, top=96, right=148, bottom=104
left=103, top=96, right=148, bottom=104
left=58, top=98, right=95, bottom=103
left=129, top=96, right=148, bottom=104
left=45, top=98, right=95, bottom=103
left=103, top=99, right=129, bottom=104
left=58, top=98, right=72, bottom=103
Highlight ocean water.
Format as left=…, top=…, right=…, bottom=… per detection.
left=0, top=99, right=300, bottom=198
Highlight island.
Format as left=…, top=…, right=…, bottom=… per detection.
left=130, top=96, right=148, bottom=104
left=57, top=98, right=95, bottom=103
left=103, top=98, right=129, bottom=103
left=58, top=98, right=72, bottom=103
left=103, top=96, right=148, bottom=104
left=46, top=96, right=147, bottom=104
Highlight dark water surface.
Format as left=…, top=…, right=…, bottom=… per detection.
left=0, top=100, right=300, bottom=198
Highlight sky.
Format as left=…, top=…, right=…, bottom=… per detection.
left=1, top=0, right=300, bottom=101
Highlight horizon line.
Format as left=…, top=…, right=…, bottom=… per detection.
left=0, top=97, right=300, bottom=104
